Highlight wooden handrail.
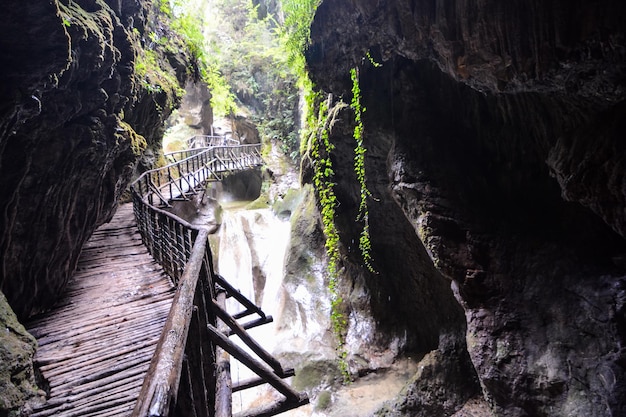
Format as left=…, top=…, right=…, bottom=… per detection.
left=133, top=143, right=262, bottom=207
left=132, top=228, right=210, bottom=417
left=130, top=140, right=306, bottom=417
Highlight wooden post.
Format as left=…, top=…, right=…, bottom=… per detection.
left=214, top=291, right=232, bottom=417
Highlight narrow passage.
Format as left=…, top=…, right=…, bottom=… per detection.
left=26, top=204, right=176, bottom=417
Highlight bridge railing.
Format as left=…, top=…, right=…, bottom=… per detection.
left=134, top=144, right=262, bottom=207
left=188, top=135, right=240, bottom=149
left=130, top=142, right=307, bottom=417
left=131, top=186, right=219, bottom=416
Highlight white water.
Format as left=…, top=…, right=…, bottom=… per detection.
left=216, top=206, right=292, bottom=410
left=217, top=206, right=291, bottom=319
left=215, top=203, right=418, bottom=416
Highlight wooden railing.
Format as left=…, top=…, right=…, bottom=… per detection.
left=134, top=144, right=262, bottom=208
left=130, top=142, right=307, bottom=417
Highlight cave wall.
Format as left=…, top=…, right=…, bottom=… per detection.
left=0, top=0, right=187, bottom=320
left=306, top=1, right=626, bottom=416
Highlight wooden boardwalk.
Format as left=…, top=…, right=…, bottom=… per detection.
left=26, top=204, right=176, bottom=417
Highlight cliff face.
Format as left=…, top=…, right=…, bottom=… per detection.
left=0, top=0, right=187, bottom=320
left=306, top=1, right=626, bottom=416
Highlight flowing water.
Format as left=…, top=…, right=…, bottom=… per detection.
left=214, top=203, right=418, bottom=416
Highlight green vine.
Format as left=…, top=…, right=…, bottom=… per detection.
left=307, top=94, right=351, bottom=381
left=350, top=67, right=375, bottom=273
left=281, top=0, right=362, bottom=382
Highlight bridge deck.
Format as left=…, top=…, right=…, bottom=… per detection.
left=26, top=204, right=175, bottom=417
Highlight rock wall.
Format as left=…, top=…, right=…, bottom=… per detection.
left=0, top=292, right=44, bottom=416
left=0, top=0, right=187, bottom=320
left=306, top=1, right=626, bottom=416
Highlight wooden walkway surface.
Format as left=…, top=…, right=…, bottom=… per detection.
left=26, top=204, right=176, bottom=417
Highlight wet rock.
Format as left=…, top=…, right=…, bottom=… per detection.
left=221, top=169, right=263, bottom=201
left=232, top=115, right=261, bottom=144
left=307, top=0, right=626, bottom=415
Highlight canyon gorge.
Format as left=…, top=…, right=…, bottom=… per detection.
left=1, top=1, right=625, bottom=416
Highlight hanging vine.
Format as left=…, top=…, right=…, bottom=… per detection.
left=350, top=67, right=375, bottom=273
left=308, top=94, right=351, bottom=380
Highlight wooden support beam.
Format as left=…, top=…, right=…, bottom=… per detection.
left=233, top=397, right=310, bottom=417
left=232, top=376, right=267, bottom=393
left=232, top=367, right=295, bottom=394
left=211, top=301, right=290, bottom=377
left=206, top=323, right=304, bottom=403
left=226, top=316, right=273, bottom=336
left=215, top=275, right=265, bottom=319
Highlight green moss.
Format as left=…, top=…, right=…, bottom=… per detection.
left=118, top=121, right=147, bottom=156
left=245, top=195, right=270, bottom=210
left=59, top=1, right=107, bottom=40
left=292, top=359, right=342, bottom=391
left=134, top=48, right=185, bottom=99
left=271, top=187, right=306, bottom=218
left=316, top=390, right=332, bottom=410
left=0, top=292, right=43, bottom=415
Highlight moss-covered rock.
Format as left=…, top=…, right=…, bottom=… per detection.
left=271, top=186, right=306, bottom=220
left=0, top=292, right=44, bottom=416
left=0, top=0, right=191, bottom=320
left=292, top=359, right=342, bottom=392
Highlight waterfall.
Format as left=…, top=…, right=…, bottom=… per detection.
left=217, top=207, right=290, bottom=322
left=216, top=206, right=292, bottom=412
left=215, top=202, right=417, bottom=416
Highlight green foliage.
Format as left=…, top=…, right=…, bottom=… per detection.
left=350, top=68, right=375, bottom=273
left=170, top=12, right=205, bottom=62
left=280, top=0, right=320, bottom=84
left=306, top=95, right=351, bottom=382
left=203, top=64, right=238, bottom=116
left=280, top=0, right=361, bottom=381
left=134, top=48, right=184, bottom=98
left=365, top=50, right=382, bottom=68
left=153, top=0, right=239, bottom=117
left=195, top=0, right=301, bottom=157
left=279, top=0, right=322, bottom=158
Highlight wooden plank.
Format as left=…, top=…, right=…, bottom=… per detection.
left=27, top=203, right=176, bottom=417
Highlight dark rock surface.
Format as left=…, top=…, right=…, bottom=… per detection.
left=0, top=0, right=186, bottom=321
left=0, top=1, right=188, bottom=414
left=307, top=1, right=626, bottom=416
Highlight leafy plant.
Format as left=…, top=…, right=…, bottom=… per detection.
left=134, top=48, right=185, bottom=99
left=350, top=67, right=375, bottom=273
left=307, top=95, right=350, bottom=381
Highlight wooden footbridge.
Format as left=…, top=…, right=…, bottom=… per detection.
left=26, top=141, right=309, bottom=417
